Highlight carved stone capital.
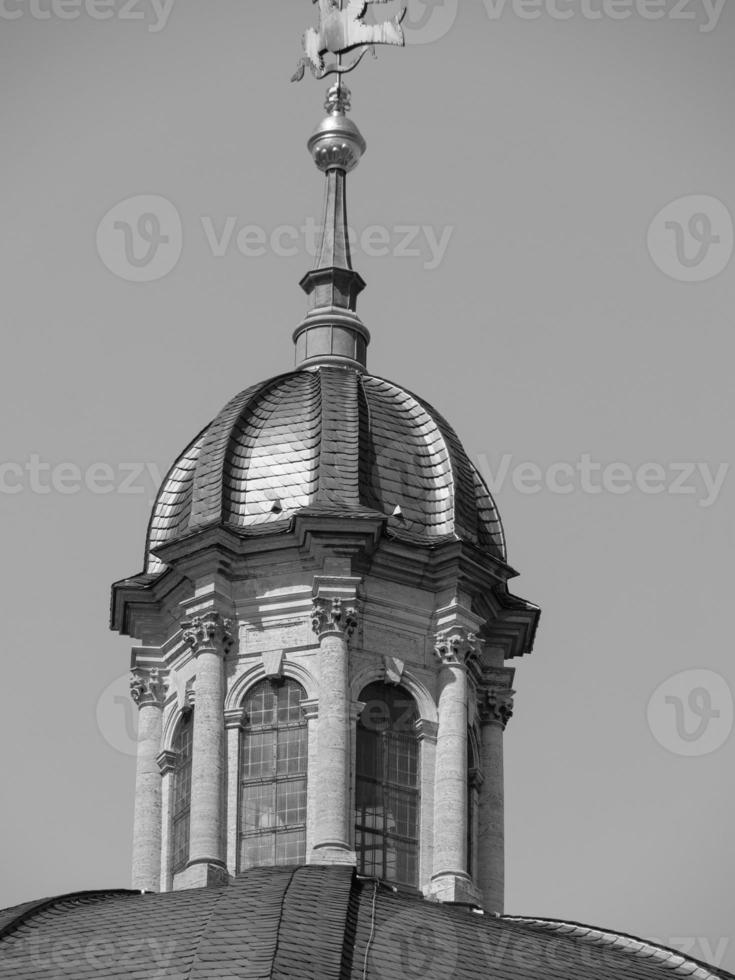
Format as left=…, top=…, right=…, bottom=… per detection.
left=479, top=687, right=515, bottom=730
left=129, top=667, right=166, bottom=708
left=157, top=749, right=177, bottom=776
left=433, top=627, right=479, bottom=667
left=224, top=707, right=247, bottom=731
left=311, top=596, right=359, bottom=642
left=301, top=699, right=319, bottom=723
left=415, top=718, right=439, bottom=743
left=182, top=612, right=234, bottom=657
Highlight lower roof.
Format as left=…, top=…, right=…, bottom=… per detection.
left=0, top=866, right=730, bottom=980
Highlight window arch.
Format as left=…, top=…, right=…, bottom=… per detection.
left=171, top=709, right=193, bottom=875
left=355, top=682, right=420, bottom=888
left=238, top=678, right=308, bottom=870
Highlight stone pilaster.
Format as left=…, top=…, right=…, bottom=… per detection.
left=130, top=665, right=166, bottom=892
left=309, top=577, right=360, bottom=865
left=477, top=670, right=515, bottom=914
left=224, top=706, right=246, bottom=877
left=429, top=627, right=478, bottom=902
left=178, top=612, right=232, bottom=888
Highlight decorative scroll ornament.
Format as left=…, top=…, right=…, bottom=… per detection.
left=433, top=627, right=479, bottom=666
left=481, top=687, right=516, bottom=730
left=292, top=0, right=407, bottom=82
left=129, top=667, right=166, bottom=708
left=311, top=596, right=359, bottom=640
left=182, top=612, right=234, bottom=656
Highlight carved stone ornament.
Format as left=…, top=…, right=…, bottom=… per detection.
left=480, top=687, right=515, bottom=730
left=433, top=627, right=479, bottom=666
left=383, top=655, right=405, bottom=686
left=311, top=596, right=359, bottom=640
left=129, top=667, right=166, bottom=708
left=182, top=612, right=234, bottom=656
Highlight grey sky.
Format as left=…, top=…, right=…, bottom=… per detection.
left=1, top=0, right=733, bottom=970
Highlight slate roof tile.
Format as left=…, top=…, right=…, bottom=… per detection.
left=2, top=870, right=732, bottom=980
left=143, top=367, right=507, bottom=573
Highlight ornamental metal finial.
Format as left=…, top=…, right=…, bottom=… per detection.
left=292, top=0, right=407, bottom=83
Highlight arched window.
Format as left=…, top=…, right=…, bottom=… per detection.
left=238, top=678, right=308, bottom=870
left=171, top=709, right=193, bottom=875
left=355, top=682, right=420, bottom=888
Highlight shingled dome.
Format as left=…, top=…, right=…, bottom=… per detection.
left=1, top=867, right=731, bottom=980
left=145, top=366, right=505, bottom=573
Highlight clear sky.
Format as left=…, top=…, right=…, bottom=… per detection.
left=1, top=0, right=733, bottom=971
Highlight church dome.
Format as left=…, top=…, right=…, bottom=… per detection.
left=145, top=365, right=505, bottom=573
left=1, top=866, right=730, bottom=980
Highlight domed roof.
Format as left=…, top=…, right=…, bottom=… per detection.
left=1, top=866, right=730, bottom=980
left=145, top=365, right=505, bottom=573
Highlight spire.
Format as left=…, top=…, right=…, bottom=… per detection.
left=293, top=83, right=370, bottom=371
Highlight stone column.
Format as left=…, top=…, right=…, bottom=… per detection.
left=309, top=584, right=360, bottom=865
left=477, top=676, right=515, bottom=914
left=180, top=611, right=232, bottom=887
left=130, top=666, right=166, bottom=892
left=430, top=628, right=478, bottom=903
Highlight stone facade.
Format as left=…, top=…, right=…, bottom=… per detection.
left=117, top=524, right=536, bottom=912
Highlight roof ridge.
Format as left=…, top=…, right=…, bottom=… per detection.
left=503, top=915, right=734, bottom=980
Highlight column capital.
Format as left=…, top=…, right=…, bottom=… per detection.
left=433, top=627, right=480, bottom=667
left=311, top=596, right=360, bottom=642
left=130, top=666, right=167, bottom=708
left=479, top=686, right=515, bottom=730
left=182, top=611, right=234, bottom=657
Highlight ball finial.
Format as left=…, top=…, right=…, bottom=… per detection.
left=308, top=84, right=366, bottom=174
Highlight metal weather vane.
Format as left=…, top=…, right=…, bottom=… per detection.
left=292, top=0, right=407, bottom=82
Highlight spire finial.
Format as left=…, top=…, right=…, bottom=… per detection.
left=293, top=86, right=369, bottom=371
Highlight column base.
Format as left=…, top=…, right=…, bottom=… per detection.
left=309, top=842, right=357, bottom=866
left=428, top=872, right=482, bottom=905
left=174, top=861, right=231, bottom=891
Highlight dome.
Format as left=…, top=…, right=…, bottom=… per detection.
left=145, top=365, right=505, bottom=573
left=1, top=866, right=730, bottom=980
